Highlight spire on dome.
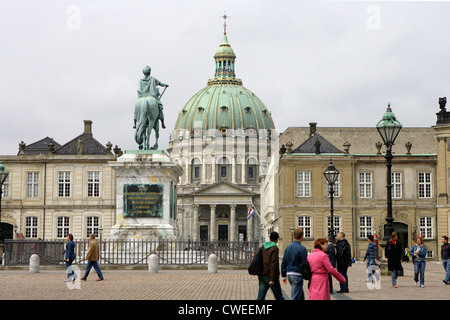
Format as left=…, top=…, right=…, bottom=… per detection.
left=207, top=13, right=242, bottom=86
left=221, top=11, right=229, bottom=35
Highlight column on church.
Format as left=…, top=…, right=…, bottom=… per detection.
left=230, top=204, right=236, bottom=242
left=210, top=204, right=216, bottom=241
left=193, top=204, right=199, bottom=241
left=247, top=205, right=253, bottom=242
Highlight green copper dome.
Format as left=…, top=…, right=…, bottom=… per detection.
left=174, top=32, right=275, bottom=137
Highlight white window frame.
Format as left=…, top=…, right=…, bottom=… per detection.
left=86, top=216, right=100, bottom=238
left=359, top=216, right=373, bottom=238
left=358, top=172, right=372, bottom=198
left=419, top=216, right=433, bottom=239
left=418, top=172, right=432, bottom=198
left=87, top=171, right=100, bottom=197
left=298, top=215, right=312, bottom=238
left=327, top=215, right=341, bottom=237
left=25, top=216, right=38, bottom=238
left=57, top=216, right=70, bottom=238
left=58, top=171, right=71, bottom=198
left=26, top=172, right=39, bottom=198
left=297, top=171, right=311, bottom=197
left=392, top=172, right=402, bottom=199
left=2, top=175, right=9, bottom=198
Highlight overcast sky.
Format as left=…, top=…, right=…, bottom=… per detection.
left=1, top=0, right=449, bottom=155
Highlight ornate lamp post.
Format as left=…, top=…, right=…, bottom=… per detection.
left=324, top=160, right=340, bottom=243
left=0, top=161, right=10, bottom=242
left=376, top=103, right=402, bottom=241
left=290, top=225, right=294, bottom=242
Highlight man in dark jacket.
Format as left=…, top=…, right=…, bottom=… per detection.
left=336, top=232, right=352, bottom=293
left=281, top=228, right=308, bottom=300
left=257, top=232, right=284, bottom=300
left=326, top=236, right=337, bottom=293
left=385, top=231, right=403, bottom=287
left=442, top=236, right=450, bottom=284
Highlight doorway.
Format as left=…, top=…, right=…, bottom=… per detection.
left=218, top=225, right=228, bottom=242
left=0, top=223, right=13, bottom=241
left=393, top=222, right=409, bottom=251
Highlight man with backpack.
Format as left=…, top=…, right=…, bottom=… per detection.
left=336, top=232, right=352, bottom=293
left=281, top=228, right=308, bottom=300
left=256, top=232, right=285, bottom=300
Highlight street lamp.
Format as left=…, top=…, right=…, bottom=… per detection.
left=0, top=160, right=10, bottom=242
left=290, top=225, right=294, bottom=242
left=376, top=103, right=402, bottom=242
left=324, top=159, right=340, bottom=243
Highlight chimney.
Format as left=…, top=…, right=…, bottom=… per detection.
left=309, top=122, right=317, bottom=136
left=84, top=120, right=92, bottom=136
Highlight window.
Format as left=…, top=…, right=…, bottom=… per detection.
left=358, top=172, right=372, bottom=198
left=218, top=157, right=229, bottom=180
left=327, top=216, right=341, bottom=237
left=298, top=216, right=312, bottom=238
left=392, top=172, right=402, bottom=199
left=58, top=171, right=71, bottom=197
left=57, top=216, right=70, bottom=238
left=418, top=172, right=432, bottom=198
left=86, top=216, right=100, bottom=238
left=2, top=175, right=9, bottom=198
left=248, top=166, right=254, bottom=179
left=326, top=175, right=340, bottom=197
left=26, top=172, right=39, bottom=198
left=359, top=216, right=373, bottom=238
left=297, top=171, right=311, bottom=197
left=25, top=216, right=38, bottom=238
left=87, top=171, right=100, bottom=197
left=419, top=217, right=433, bottom=239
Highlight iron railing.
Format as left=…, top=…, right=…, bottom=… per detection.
left=3, top=239, right=260, bottom=267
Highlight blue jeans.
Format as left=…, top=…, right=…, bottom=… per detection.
left=443, top=260, right=450, bottom=282
left=65, top=260, right=77, bottom=281
left=413, top=261, right=426, bottom=286
left=287, top=274, right=305, bottom=300
left=337, top=266, right=349, bottom=291
left=83, top=261, right=103, bottom=279
left=391, top=269, right=399, bottom=286
left=257, top=277, right=285, bottom=300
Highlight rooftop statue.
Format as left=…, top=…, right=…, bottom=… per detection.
left=134, top=66, right=169, bottom=150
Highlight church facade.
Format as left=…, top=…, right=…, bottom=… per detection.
left=167, top=29, right=276, bottom=242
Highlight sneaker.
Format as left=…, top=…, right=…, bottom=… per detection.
left=444, top=280, right=448, bottom=285
left=393, top=285, right=397, bottom=288
left=420, top=285, right=424, bottom=288
left=414, top=281, right=418, bottom=286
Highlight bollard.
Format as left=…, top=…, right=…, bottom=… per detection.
left=148, top=253, right=159, bottom=273
left=208, top=254, right=218, bottom=273
left=29, top=254, right=40, bottom=273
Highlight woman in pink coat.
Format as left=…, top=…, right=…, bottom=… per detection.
left=307, top=238, right=346, bottom=300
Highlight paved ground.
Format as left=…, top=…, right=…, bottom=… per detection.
left=0, top=260, right=448, bottom=301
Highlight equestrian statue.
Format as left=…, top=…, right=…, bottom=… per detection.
left=133, top=65, right=168, bottom=150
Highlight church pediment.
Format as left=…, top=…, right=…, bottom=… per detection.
left=190, top=181, right=255, bottom=196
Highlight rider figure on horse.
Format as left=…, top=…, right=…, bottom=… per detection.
left=134, top=65, right=169, bottom=129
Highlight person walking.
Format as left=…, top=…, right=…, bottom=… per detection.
left=307, top=238, right=346, bottom=300
left=336, top=232, right=352, bottom=293
left=281, top=228, right=308, bottom=300
left=326, top=236, right=337, bottom=294
left=257, top=232, right=284, bottom=300
left=442, top=236, right=450, bottom=285
left=65, top=233, right=77, bottom=282
left=363, top=235, right=378, bottom=281
left=410, top=236, right=427, bottom=287
left=81, top=233, right=104, bottom=281
left=385, top=231, right=403, bottom=288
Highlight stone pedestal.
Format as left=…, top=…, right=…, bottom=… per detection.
left=108, top=150, right=183, bottom=240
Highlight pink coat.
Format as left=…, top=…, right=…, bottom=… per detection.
left=307, top=248, right=346, bottom=300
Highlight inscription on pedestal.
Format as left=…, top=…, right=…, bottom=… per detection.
left=123, top=184, right=163, bottom=218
